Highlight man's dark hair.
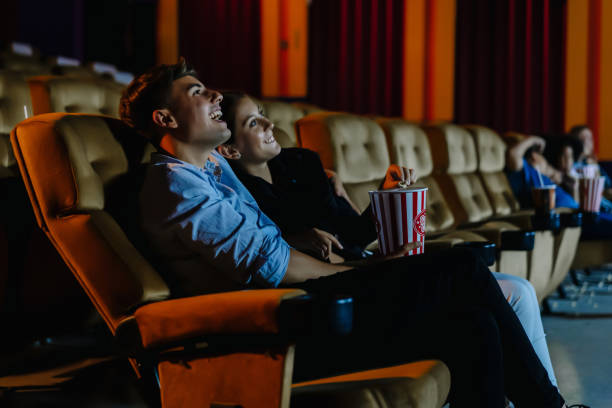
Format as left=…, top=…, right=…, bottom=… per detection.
left=219, top=91, right=248, bottom=145
left=119, top=58, right=197, bottom=145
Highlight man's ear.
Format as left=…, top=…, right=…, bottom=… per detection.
left=152, top=109, right=178, bottom=129
left=217, top=144, right=242, bottom=160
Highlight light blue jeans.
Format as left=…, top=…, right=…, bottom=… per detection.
left=495, top=272, right=557, bottom=387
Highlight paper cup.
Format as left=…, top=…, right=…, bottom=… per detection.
left=579, top=176, right=605, bottom=213
left=580, top=164, right=600, bottom=179
left=531, top=185, right=556, bottom=214
left=369, top=187, right=427, bottom=256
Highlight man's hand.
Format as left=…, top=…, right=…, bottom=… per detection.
left=382, top=164, right=417, bottom=190
left=325, top=169, right=360, bottom=213
left=373, top=241, right=422, bottom=261
left=286, top=228, right=344, bottom=261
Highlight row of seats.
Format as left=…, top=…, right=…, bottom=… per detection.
left=257, top=101, right=585, bottom=302
left=1, top=42, right=134, bottom=83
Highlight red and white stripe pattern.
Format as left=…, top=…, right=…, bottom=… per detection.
left=369, top=188, right=428, bottom=256
left=579, top=176, right=605, bottom=213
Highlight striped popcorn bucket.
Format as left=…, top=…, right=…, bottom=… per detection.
left=579, top=176, right=605, bottom=213
left=369, top=187, right=428, bottom=256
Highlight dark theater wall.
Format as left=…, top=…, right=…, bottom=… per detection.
left=8, top=0, right=156, bottom=74
left=454, top=0, right=565, bottom=136
left=308, top=0, right=404, bottom=116
left=179, top=0, right=261, bottom=96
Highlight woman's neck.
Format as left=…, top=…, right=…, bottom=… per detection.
left=243, top=161, right=273, bottom=184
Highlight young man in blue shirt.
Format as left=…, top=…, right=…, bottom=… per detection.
left=119, top=60, right=567, bottom=408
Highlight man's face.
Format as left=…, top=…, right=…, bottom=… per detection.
left=167, top=75, right=231, bottom=147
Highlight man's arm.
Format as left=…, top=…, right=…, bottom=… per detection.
left=506, top=136, right=546, bottom=171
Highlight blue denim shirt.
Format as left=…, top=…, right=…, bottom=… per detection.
left=140, top=151, right=290, bottom=296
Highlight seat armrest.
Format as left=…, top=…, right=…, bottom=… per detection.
left=499, top=230, right=535, bottom=250
left=560, top=211, right=582, bottom=227
left=133, top=289, right=306, bottom=350
left=473, top=224, right=535, bottom=251
left=453, top=242, right=497, bottom=266
left=493, top=212, right=561, bottom=231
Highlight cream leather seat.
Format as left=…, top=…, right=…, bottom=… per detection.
left=11, top=112, right=450, bottom=408
left=28, top=75, right=124, bottom=117
left=261, top=100, right=306, bottom=147
left=424, top=124, right=537, bottom=279
left=465, top=125, right=580, bottom=301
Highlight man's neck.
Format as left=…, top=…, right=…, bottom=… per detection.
left=243, top=161, right=273, bottom=184
left=159, top=135, right=214, bottom=168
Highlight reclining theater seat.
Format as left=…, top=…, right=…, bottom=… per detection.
left=296, top=112, right=390, bottom=213
left=27, top=75, right=124, bottom=118
left=11, top=113, right=450, bottom=408
left=424, top=124, right=537, bottom=279
left=260, top=100, right=306, bottom=148
left=465, top=125, right=580, bottom=301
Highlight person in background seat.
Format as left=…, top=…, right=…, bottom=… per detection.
left=119, top=59, right=571, bottom=408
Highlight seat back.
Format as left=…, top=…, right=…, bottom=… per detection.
left=261, top=100, right=305, bottom=147
left=292, top=102, right=323, bottom=116
left=0, top=49, right=51, bottom=75
left=377, top=119, right=454, bottom=233
left=464, top=125, right=521, bottom=216
left=426, top=124, right=494, bottom=226
left=10, top=113, right=169, bottom=334
left=0, top=70, right=33, bottom=178
left=296, top=112, right=390, bottom=212
left=28, top=76, right=124, bottom=118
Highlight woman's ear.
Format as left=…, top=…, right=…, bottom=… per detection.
left=217, top=144, right=242, bottom=160
left=152, top=109, right=178, bottom=129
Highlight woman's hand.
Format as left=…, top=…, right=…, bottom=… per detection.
left=382, top=164, right=417, bottom=190
left=286, top=228, right=344, bottom=261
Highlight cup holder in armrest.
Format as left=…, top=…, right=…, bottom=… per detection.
left=453, top=241, right=497, bottom=267
left=500, top=231, right=535, bottom=251
left=560, top=211, right=583, bottom=228
left=531, top=212, right=561, bottom=231
left=279, top=294, right=353, bottom=338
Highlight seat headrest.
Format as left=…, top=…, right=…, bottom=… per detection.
left=465, top=125, right=506, bottom=173
left=426, top=124, right=478, bottom=175
left=28, top=76, right=124, bottom=117
left=261, top=100, right=304, bottom=146
left=13, top=114, right=146, bottom=214
left=298, top=113, right=390, bottom=184
left=378, top=119, right=433, bottom=178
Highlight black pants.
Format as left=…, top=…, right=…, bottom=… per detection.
left=288, top=248, right=564, bottom=408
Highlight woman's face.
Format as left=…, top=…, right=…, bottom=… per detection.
left=231, top=97, right=281, bottom=164
left=559, top=145, right=574, bottom=174
left=579, top=128, right=594, bottom=157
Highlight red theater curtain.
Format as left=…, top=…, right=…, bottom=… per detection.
left=308, top=0, right=404, bottom=116
left=454, top=0, right=565, bottom=135
left=179, top=0, right=261, bottom=96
